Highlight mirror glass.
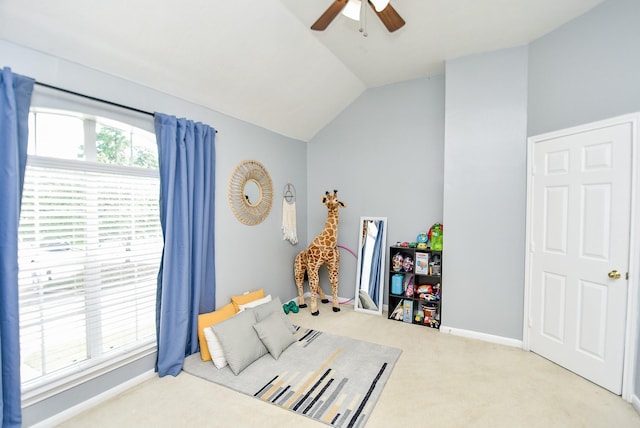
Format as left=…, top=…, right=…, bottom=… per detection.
left=354, top=217, right=387, bottom=316
left=244, top=179, right=261, bottom=206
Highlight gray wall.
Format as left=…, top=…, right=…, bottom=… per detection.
left=307, top=76, right=445, bottom=307
left=23, top=354, right=156, bottom=427
left=442, top=46, right=529, bottom=339
left=0, top=39, right=308, bottom=425
left=528, top=0, right=640, bottom=137
left=526, top=0, right=640, bottom=403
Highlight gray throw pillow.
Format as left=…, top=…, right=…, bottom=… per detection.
left=252, top=296, right=296, bottom=333
left=210, top=309, right=267, bottom=375
left=253, top=312, right=296, bottom=359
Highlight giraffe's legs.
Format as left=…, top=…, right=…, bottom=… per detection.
left=294, top=252, right=307, bottom=308
left=307, top=261, right=322, bottom=315
left=328, top=252, right=340, bottom=312
left=318, top=286, right=329, bottom=304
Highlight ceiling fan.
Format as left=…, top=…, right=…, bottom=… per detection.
left=311, top=0, right=405, bottom=33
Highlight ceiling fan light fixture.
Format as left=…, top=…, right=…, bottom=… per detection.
left=370, top=0, right=390, bottom=12
left=342, top=0, right=361, bottom=21
left=311, top=0, right=404, bottom=33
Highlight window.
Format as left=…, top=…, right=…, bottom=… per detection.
left=18, top=108, right=162, bottom=401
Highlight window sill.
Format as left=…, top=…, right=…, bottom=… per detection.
left=21, top=343, right=157, bottom=408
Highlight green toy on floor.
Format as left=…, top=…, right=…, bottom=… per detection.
left=282, top=301, right=299, bottom=314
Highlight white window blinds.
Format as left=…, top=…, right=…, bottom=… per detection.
left=18, top=108, right=161, bottom=401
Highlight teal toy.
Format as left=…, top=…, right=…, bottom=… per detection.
left=283, top=301, right=299, bottom=314
left=416, top=231, right=429, bottom=249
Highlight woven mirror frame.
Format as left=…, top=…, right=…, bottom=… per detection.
left=228, top=160, right=273, bottom=225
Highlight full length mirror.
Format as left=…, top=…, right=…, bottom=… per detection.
left=354, top=217, right=387, bottom=316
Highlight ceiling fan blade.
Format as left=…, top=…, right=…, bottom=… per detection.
left=311, top=0, right=349, bottom=31
left=369, top=1, right=405, bottom=32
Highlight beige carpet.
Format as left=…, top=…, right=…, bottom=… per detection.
left=57, top=304, right=640, bottom=428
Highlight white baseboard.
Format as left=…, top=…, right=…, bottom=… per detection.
left=30, top=370, right=156, bottom=428
left=292, top=293, right=388, bottom=312
left=631, top=393, right=640, bottom=414
left=291, top=292, right=353, bottom=305
left=439, top=324, right=523, bottom=349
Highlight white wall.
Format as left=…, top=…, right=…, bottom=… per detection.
left=442, top=46, right=529, bottom=340
left=0, top=39, right=308, bottom=426
left=308, top=76, right=445, bottom=307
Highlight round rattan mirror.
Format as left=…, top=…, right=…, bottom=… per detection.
left=228, top=160, right=273, bottom=225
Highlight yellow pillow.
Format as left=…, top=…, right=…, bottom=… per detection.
left=197, top=303, right=236, bottom=361
left=231, top=289, right=265, bottom=313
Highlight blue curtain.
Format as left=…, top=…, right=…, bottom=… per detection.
left=368, top=221, right=384, bottom=302
left=0, top=68, right=34, bottom=428
left=154, top=113, right=216, bottom=377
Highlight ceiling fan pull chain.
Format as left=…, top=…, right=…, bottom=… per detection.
left=359, top=0, right=368, bottom=37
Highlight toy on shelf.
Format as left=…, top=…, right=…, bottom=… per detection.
left=402, top=300, right=413, bottom=323
left=429, top=254, right=442, bottom=276
left=428, top=223, right=443, bottom=251
left=392, top=253, right=404, bottom=272
left=390, top=300, right=404, bottom=320
left=422, top=304, right=438, bottom=325
left=416, top=231, right=428, bottom=249
left=404, top=275, right=415, bottom=298
left=391, top=274, right=404, bottom=295
left=414, top=284, right=433, bottom=300
left=414, top=252, right=429, bottom=275
left=402, top=255, right=413, bottom=272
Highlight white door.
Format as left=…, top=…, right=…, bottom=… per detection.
left=527, top=118, right=633, bottom=394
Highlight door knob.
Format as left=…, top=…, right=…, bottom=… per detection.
left=608, top=270, right=622, bottom=279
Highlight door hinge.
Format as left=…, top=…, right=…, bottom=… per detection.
left=626, top=272, right=629, bottom=280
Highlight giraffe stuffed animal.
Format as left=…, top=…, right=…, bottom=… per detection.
left=294, top=190, right=346, bottom=316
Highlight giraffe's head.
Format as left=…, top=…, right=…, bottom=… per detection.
left=322, top=190, right=346, bottom=211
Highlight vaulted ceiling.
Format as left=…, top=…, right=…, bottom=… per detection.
left=0, top=0, right=604, bottom=141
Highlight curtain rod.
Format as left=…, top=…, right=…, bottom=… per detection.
left=35, top=81, right=218, bottom=133
left=35, top=81, right=155, bottom=117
